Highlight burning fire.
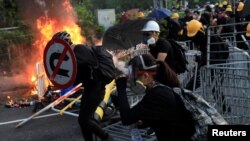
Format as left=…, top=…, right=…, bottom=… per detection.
left=31, top=75, right=36, bottom=82
left=28, top=0, right=85, bottom=94
left=7, top=96, right=14, bottom=105
left=33, top=17, right=85, bottom=60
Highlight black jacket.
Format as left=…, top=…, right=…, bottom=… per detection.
left=116, top=78, right=195, bottom=141
left=73, top=44, right=98, bottom=88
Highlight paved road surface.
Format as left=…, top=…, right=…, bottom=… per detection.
left=0, top=104, right=156, bottom=141
left=0, top=105, right=83, bottom=141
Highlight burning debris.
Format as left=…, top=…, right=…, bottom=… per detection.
left=5, top=96, right=36, bottom=108
left=19, top=0, right=85, bottom=89
left=1, top=0, right=87, bottom=105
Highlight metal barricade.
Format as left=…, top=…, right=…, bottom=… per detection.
left=177, top=40, right=195, bottom=50
left=200, top=62, right=250, bottom=124
left=103, top=122, right=157, bottom=141
left=178, top=50, right=200, bottom=90
left=201, top=22, right=250, bottom=124
left=207, top=22, right=250, bottom=67
left=228, top=46, right=250, bottom=63
left=127, top=94, right=145, bottom=108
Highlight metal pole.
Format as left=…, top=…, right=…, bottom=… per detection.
left=16, top=83, right=82, bottom=128
left=160, top=0, right=163, bottom=8
left=153, top=0, right=157, bottom=9
left=59, top=95, right=82, bottom=115
left=207, top=27, right=211, bottom=67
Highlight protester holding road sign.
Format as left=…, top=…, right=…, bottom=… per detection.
left=51, top=30, right=115, bottom=141
left=44, top=32, right=77, bottom=90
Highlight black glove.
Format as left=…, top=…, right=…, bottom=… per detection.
left=115, top=76, right=127, bottom=91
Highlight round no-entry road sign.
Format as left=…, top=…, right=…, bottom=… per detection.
left=43, top=38, right=77, bottom=89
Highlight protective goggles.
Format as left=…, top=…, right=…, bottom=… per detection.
left=127, top=55, right=157, bottom=78
left=139, top=55, right=157, bottom=70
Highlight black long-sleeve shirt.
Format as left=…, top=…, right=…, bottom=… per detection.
left=116, top=79, right=195, bottom=141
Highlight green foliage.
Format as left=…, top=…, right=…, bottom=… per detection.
left=75, top=4, right=95, bottom=28
left=0, top=0, right=32, bottom=47
left=0, top=27, right=32, bottom=69
left=0, top=27, right=33, bottom=46
left=73, top=0, right=104, bottom=37
left=158, top=19, right=169, bottom=39
left=0, top=0, right=20, bottom=27
left=91, top=0, right=153, bottom=12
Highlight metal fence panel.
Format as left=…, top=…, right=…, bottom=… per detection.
left=200, top=62, right=250, bottom=124
left=103, top=122, right=157, bottom=141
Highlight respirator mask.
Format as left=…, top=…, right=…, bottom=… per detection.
left=143, top=33, right=156, bottom=45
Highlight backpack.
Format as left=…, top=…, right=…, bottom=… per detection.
left=153, top=83, right=228, bottom=141
left=92, top=46, right=116, bottom=85
left=168, top=39, right=189, bottom=74
left=173, top=88, right=228, bottom=141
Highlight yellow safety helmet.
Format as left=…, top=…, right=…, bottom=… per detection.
left=237, top=2, right=244, bottom=12
left=219, top=3, right=223, bottom=8
left=246, top=23, right=250, bottom=37
left=171, top=12, right=179, bottom=19
left=186, top=20, right=204, bottom=37
left=215, top=3, right=219, bottom=6
left=223, top=1, right=228, bottom=6
left=226, top=7, right=233, bottom=12
left=137, top=11, right=145, bottom=18
left=227, top=5, right=232, bottom=8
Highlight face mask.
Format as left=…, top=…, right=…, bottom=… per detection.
left=193, top=15, right=198, bottom=19
left=147, top=37, right=156, bottom=45
left=143, top=34, right=156, bottom=45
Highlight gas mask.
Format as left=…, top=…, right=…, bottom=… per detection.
left=143, top=35, right=156, bottom=45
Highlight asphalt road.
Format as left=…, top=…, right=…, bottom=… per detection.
left=0, top=105, right=83, bottom=141
left=0, top=105, right=157, bottom=141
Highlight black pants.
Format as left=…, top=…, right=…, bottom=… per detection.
left=78, top=81, right=108, bottom=141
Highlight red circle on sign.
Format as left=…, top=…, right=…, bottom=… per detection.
left=43, top=38, right=77, bottom=89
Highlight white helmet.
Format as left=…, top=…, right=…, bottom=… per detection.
left=141, top=20, right=160, bottom=32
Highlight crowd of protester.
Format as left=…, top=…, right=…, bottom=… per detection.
left=49, top=1, right=250, bottom=141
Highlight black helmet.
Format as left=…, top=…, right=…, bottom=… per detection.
left=128, top=54, right=157, bottom=82
left=129, top=54, right=157, bottom=71
left=52, top=31, right=72, bottom=45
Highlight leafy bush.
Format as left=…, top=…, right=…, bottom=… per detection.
left=73, top=0, right=103, bottom=37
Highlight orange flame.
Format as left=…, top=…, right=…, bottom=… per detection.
left=31, top=75, right=37, bottom=82
left=29, top=0, right=85, bottom=94
left=33, top=16, right=85, bottom=60
left=7, top=96, right=14, bottom=105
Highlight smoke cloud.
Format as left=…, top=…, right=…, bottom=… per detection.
left=112, top=54, right=129, bottom=75
left=1, top=0, right=78, bottom=91
left=17, top=0, right=77, bottom=31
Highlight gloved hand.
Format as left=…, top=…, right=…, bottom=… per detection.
left=115, top=76, right=127, bottom=91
